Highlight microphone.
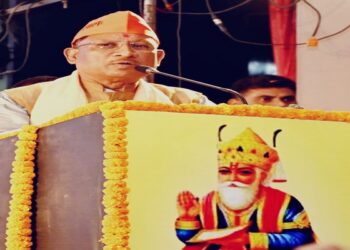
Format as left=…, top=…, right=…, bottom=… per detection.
left=135, top=65, right=248, bottom=104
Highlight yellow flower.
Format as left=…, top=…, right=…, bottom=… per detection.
left=6, top=125, right=37, bottom=249
left=100, top=102, right=130, bottom=250
left=103, top=145, right=127, bottom=153
left=15, top=141, right=36, bottom=149
left=103, top=159, right=128, bottom=168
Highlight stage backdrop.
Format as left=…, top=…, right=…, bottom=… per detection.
left=125, top=110, right=350, bottom=249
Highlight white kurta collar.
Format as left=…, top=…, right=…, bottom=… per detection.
left=133, top=79, right=173, bottom=104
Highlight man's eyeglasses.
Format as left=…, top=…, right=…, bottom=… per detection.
left=75, top=41, right=155, bottom=52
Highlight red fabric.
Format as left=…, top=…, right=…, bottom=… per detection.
left=201, top=191, right=216, bottom=229
left=201, top=188, right=287, bottom=232
left=269, top=0, right=297, bottom=81
left=260, top=187, right=287, bottom=232
left=182, top=244, right=207, bottom=250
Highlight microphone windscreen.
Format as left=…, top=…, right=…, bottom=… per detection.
left=134, top=65, right=153, bottom=73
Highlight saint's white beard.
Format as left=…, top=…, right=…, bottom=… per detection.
left=217, top=180, right=260, bottom=211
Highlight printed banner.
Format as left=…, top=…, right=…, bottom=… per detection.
left=125, top=111, right=350, bottom=249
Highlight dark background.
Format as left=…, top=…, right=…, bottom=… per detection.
left=0, top=0, right=273, bottom=103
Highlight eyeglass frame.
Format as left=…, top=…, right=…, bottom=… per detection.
left=74, top=40, right=157, bottom=52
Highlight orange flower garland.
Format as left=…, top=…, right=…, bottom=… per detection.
left=39, top=101, right=106, bottom=128
left=5, top=125, right=38, bottom=250
left=0, top=131, right=19, bottom=140
left=100, top=102, right=130, bottom=250
left=122, top=102, right=350, bottom=123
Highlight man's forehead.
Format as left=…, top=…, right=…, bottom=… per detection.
left=77, top=33, right=159, bottom=48
left=84, top=33, right=154, bottom=41
left=219, top=164, right=257, bottom=170
left=244, top=87, right=295, bottom=97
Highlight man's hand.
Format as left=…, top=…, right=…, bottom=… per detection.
left=177, top=191, right=200, bottom=220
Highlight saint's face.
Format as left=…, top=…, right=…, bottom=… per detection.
left=218, top=164, right=258, bottom=186
left=217, top=163, right=265, bottom=211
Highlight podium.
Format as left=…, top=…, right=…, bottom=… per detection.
left=0, top=101, right=350, bottom=249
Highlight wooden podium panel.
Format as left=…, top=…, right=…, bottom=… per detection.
left=0, top=136, right=17, bottom=249
left=35, top=113, right=104, bottom=250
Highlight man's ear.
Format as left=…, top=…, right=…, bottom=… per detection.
left=155, top=49, right=165, bottom=67
left=63, top=47, right=78, bottom=65
left=227, top=98, right=241, bottom=105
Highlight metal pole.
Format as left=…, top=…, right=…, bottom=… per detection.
left=142, top=0, right=157, bottom=83
left=143, top=0, right=157, bottom=32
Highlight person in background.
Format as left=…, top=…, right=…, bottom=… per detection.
left=0, top=11, right=214, bottom=134
left=11, top=76, right=58, bottom=88
left=227, top=75, right=297, bottom=107
left=0, top=76, right=59, bottom=133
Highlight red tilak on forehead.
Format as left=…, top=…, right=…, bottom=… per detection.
left=122, top=33, right=130, bottom=38
left=218, top=163, right=239, bottom=171
left=229, top=163, right=239, bottom=169
left=227, top=163, right=255, bottom=170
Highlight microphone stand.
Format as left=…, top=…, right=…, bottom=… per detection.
left=135, top=65, right=248, bottom=105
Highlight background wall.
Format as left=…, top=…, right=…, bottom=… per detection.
left=297, top=0, right=350, bottom=111
left=2, top=0, right=350, bottom=109
left=0, top=0, right=274, bottom=104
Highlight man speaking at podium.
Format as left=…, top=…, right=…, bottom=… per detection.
left=0, top=11, right=214, bottom=133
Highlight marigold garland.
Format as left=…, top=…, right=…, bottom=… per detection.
left=5, top=125, right=38, bottom=250
left=38, top=101, right=106, bottom=128
left=121, top=101, right=350, bottom=123
left=100, top=102, right=131, bottom=250
left=0, top=131, right=18, bottom=140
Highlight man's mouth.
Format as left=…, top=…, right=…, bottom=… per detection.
left=111, top=61, right=135, bottom=66
left=220, top=181, right=249, bottom=188
left=228, top=183, right=238, bottom=187
left=119, top=61, right=133, bottom=65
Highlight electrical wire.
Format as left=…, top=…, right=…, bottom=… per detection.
left=302, top=0, right=321, bottom=36
left=162, top=0, right=349, bottom=47
left=318, top=24, right=350, bottom=41
left=302, top=0, right=321, bottom=37
left=205, top=0, right=306, bottom=46
left=176, top=0, right=182, bottom=86
left=157, top=0, right=253, bottom=16
left=0, top=2, right=27, bottom=43
left=0, top=4, right=32, bottom=76
left=270, top=0, right=350, bottom=44
left=269, top=0, right=320, bottom=39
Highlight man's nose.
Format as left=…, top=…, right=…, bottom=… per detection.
left=271, top=98, right=288, bottom=107
left=228, top=171, right=238, bottom=181
left=113, top=42, right=133, bottom=56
